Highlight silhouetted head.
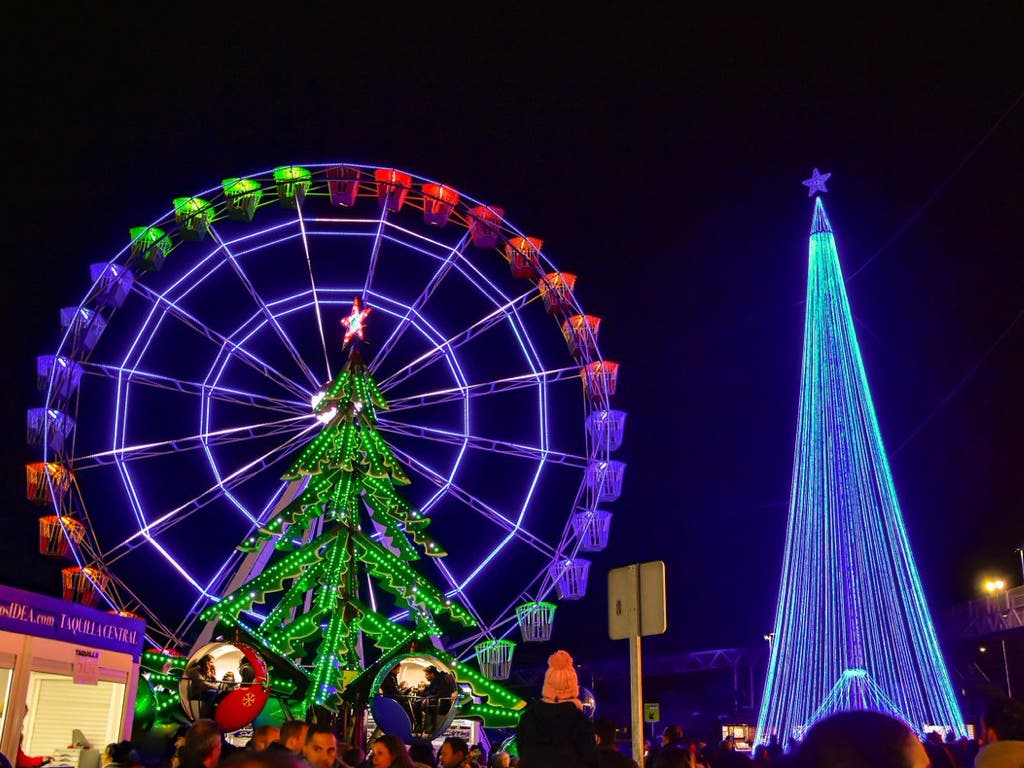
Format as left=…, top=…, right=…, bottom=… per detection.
left=982, top=697, right=1024, bottom=743
left=594, top=718, right=618, bottom=746
left=662, top=725, right=684, bottom=745
left=795, top=711, right=928, bottom=768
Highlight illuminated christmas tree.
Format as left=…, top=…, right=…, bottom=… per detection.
left=201, top=299, right=495, bottom=714
left=756, top=173, right=966, bottom=743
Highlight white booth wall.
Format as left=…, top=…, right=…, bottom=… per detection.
left=0, top=628, right=140, bottom=764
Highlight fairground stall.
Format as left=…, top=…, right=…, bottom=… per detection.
left=0, top=585, right=145, bottom=767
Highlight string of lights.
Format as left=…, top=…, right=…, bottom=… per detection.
left=756, top=195, right=966, bottom=743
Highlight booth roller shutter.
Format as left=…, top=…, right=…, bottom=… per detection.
left=24, top=673, right=125, bottom=756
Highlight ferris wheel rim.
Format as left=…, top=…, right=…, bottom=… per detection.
left=37, top=162, right=620, bottom=654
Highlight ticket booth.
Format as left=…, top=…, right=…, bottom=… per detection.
left=0, top=585, right=145, bottom=767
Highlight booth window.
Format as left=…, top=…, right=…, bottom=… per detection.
left=22, top=673, right=125, bottom=756
left=0, top=665, right=13, bottom=743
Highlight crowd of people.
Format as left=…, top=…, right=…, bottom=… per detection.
left=10, top=647, right=1021, bottom=768
left=137, top=652, right=1024, bottom=768
left=163, top=720, right=509, bottom=768
left=511, top=649, right=1024, bottom=768
left=628, top=697, right=1024, bottom=767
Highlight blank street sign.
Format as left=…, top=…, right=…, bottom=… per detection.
left=608, top=561, right=667, bottom=639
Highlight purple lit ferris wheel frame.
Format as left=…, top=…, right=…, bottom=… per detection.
left=37, top=162, right=624, bottom=654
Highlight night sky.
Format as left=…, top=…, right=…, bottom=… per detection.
left=4, top=7, right=1022, bottom=670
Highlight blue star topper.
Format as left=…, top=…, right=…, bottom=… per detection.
left=802, top=168, right=831, bottom=197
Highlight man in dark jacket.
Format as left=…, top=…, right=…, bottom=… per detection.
left=417, top=666, right=457, bottom=735
left=652, top=726, right=688, bottom=768
left=594, top=719, right=637, bottom=768
left=266, top=721, right=309, bottom=756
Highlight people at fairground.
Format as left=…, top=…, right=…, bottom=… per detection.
left=381, top=667, right=407, bottom=700
left=16, top=708, right=51, bottom=768
left=106, top=688, right=1024, bottom=768
left=185, top=655, right=233, bottom=720
left=221, top=751, right=306, bottom=768
left=467, top=745, right=487, bottom=768
left=653, top=726, right=692, bottom=768
left=179, top=720, right=223, bottom=768
left=15, top=739, right=50, bottom=768
left=515, top=649, right=599, bottom=768
left=102, top=742, right=140, bottom=768
left=406, top=741, right=437, bottom=768
left=301, top=726, right=338, bottom=768
left=975, top=696, right=1024, bottom=767
left=341, top=747, right=365, bottom=768
left=267, top=722, right=310, bottom=756
left=371, top=735, right=415, bottom=768
left=438, top=738, right=470, bottom=768
left=594, top=718, right=638, bottom=768
left=250, top=728, right=281, bottom=752
left=414, top=666, right=458, bottom=736
left=792, top=710, right=929, bottom=768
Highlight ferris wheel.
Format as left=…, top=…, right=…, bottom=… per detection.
left=29, top=163, right=626, bottom=669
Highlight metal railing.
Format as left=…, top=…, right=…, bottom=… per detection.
left=945, top=585, right=1024, bottom=638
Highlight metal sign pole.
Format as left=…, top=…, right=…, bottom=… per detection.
left=631, top=631, right=644, bottom=767
left=609, top=561, right=666, bottom=768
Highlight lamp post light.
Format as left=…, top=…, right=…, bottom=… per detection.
left=981, top=576, right=1013, bottom=698
left=983, top=578, right=1006, bottom=595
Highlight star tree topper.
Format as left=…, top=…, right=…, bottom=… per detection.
left=802, top=167, right=831, bottom=197
left=341, top=297, right=372, bottom=346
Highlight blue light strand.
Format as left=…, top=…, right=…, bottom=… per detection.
left=756, top=197, right=966, bottom=743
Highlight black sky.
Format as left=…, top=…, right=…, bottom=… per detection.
left=3, top=6, right=1023, bottom=664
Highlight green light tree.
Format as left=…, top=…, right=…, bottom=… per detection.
left=200, top=300, right=508, bottom=715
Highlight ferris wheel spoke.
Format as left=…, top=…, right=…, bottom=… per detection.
left=64, top=478, right=105, bottom=560
left=376, top=417, right=588, bottom=468
left=386, top=221, right=524, bottom=310
left=101, top=569, right=183, bottom=645
left=378, top=288, right=537, bottom=392
left=174, top=549, right=249, bottom=640
left=130, top=281, right=312, bottom=402
left=81, top=362, right=307, bottom=415
left=386, top=444, right=556, bottom=559
left=211, top=226, right=324, bottom=389
left=383, top=222, right=515, bottom=307
left=102, top=421, right=320, bottom=565
left=362, top=203, right=390, bottom=303
left=386, top=366, right=579, bottom=412
left=447, top=614, right=522, bottom=654
left=368, top=231, right=472, bottom=376
left=175, top=478, right=295, bottom=638
left=73, top=414, right=311, bottom=470
left=295, top=200, right=332, bottom=381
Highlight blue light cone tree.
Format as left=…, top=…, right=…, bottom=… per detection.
left=756, top=196, right=966, bottom=743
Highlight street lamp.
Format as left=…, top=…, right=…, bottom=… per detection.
left=983, top=578, right=1007, bottom=594
left=980, top=575, right=1013, bottom=698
